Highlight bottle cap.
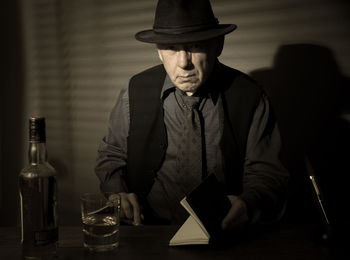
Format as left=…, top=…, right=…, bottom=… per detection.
left=29, top=117, right=46, bottom=142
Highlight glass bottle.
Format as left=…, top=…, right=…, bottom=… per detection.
left=19, top=117, right=58, bottom=259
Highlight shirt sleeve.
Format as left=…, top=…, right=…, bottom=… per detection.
left=95, top=84, right=130, bottom=193
left=239, top=94, right=289, bottom=223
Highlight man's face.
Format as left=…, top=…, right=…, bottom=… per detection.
left=157, top=38, right=223, bottom=95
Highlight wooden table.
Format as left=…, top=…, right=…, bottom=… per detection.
left=0, top=224, right=346, bottom=259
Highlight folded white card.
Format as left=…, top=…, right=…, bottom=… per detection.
left=169, top=198, right=210, bottom=246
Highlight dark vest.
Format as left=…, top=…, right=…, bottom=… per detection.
left=127, top=63, right=262, bottom=200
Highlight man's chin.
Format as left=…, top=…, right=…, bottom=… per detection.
left=175, top=83, right=201, bottom=94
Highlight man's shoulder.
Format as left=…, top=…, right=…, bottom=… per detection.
left=128, top=64, right=167, bottom=96
left=218, top=63, right=262, bottom=94
left=130, top=64, right=166, bottom=81
left=219, top=63, right=259, bottom=88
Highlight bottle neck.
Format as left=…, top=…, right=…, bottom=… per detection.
left=28, top=142, right=48, bottom=164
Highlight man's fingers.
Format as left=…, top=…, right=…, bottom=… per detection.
left=221, top=204, right=237, bottom=230
left=118, top=192, right=142, bottom=225
left=221, top=195, right=249, bottom=231
left=127, top=193, right=142, bottom=225
left=119, top=193, right=133, bottom=219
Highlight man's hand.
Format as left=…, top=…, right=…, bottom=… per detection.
left=116, top=192, right=143, bottom=226
left=221, top=195, right=249, bottom=231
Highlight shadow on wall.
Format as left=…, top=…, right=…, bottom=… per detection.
left=251, top=44, right=350, bottom=232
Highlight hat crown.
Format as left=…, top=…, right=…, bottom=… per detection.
left=135, top=0, right=236, bottom=44
left=153, top=0, right=217, bottom=30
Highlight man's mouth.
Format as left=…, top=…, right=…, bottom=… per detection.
left=177, top=74, right=196, bottom=81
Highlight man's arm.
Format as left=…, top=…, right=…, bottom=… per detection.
left=95, top=85, right=129, bottom=193
left=240, top=94, right=289, bottom=223
left=222, top=94, right=289, bottom=230
left=95, top=84, right=142, bottom=225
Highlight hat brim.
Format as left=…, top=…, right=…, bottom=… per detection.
left=135, top=24, right=237, bottom=44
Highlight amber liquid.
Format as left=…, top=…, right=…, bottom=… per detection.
left=82, top=214, right=119, bottom=251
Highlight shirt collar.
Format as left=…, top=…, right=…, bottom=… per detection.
left=160, top=68, right=220, bottom=105
left=160, top=74, right=175, bottom=100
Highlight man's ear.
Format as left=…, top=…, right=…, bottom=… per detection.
left=216, top=36, right=225, bottom=57
left=156, top=45, right=164, bottom=62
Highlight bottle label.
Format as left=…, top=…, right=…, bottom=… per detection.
left=20, top=175, right=58, bottom=246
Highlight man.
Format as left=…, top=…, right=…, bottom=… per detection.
left=95, top=0, right=289, bottom=231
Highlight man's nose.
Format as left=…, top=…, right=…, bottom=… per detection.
left=177, top=50, right=192, bottom=69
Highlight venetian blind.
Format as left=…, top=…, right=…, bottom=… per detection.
left=20, top=0, right=350, bottom=224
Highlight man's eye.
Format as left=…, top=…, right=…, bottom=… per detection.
left=157, top=44, right=177, bottom=51
left=161, top=45, right=177, bottom=51
left=190, top=44, right=202, bottom=51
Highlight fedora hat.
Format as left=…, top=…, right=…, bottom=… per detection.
left=135, top=0, right=237, bottom=44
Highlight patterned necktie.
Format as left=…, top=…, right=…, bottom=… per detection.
left=176, top=93, right=203, bottom=195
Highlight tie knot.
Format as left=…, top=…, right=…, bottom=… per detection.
left=182, top=95, right=201, bottom=110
